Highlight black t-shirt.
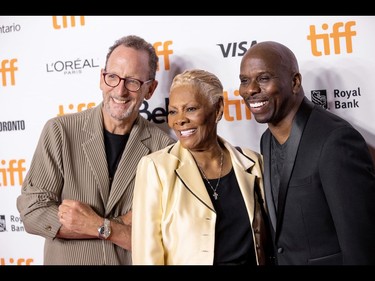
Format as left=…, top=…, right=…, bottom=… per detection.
left=203, top=168, right=256, bottom=265
left=104, top=129, right=129, bottom=184
left=270, top=136, right=288, bottom=210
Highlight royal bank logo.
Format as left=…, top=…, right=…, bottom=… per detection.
left=0, top=215, right=6, bottom=232
left=311, top=90, right=328, bottom=109
left=0, top=214, right=24, bottom=232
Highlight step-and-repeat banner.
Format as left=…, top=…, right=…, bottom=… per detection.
left=1, top=16, right=374, bottom=265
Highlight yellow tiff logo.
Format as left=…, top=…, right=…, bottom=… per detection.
left=52, top=16, right=85, bottom=29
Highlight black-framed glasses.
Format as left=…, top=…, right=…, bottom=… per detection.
left=103, top=72, right=153, bottom=92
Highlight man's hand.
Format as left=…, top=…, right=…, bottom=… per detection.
left=57, top=199, right=102, bottom=238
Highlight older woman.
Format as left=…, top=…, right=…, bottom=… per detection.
left=132, top=69, right=272, bottom=265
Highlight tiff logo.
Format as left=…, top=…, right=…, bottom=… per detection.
left=307, top=21, right=356, bottom=56
left=1, top=257, right=34, bottom=265
left=223, top=90, right=252, bottom=121
left=0, top=59, right=18, bottom=87
left=0, top=159, right=26, bottom=187
left=57, top=102, right=96, bottom=116
left=153, top=41, right=173, bottom=71
left=52, top=16, right=85, bottom=29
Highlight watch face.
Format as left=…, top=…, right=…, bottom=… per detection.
left=99, top=226, right=106, bottom=235
left=99, top=226, right=109, bottom=239
left=103, top=228, right=110, bottom=238
left=98, top=219, right=111, bottom=239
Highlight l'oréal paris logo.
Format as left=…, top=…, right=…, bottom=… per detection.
left=46, top=58, right=100, bottom=75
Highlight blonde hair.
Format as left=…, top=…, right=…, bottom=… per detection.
left=170, top=69, right=223, bottom=105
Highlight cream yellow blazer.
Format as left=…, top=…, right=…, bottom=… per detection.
left=132, top=137, right=265, bottom=265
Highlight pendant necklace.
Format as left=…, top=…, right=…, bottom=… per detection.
left=198, top=150, right=224, bottom=200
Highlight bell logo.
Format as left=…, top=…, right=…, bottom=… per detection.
left=307, top=21, right=356, bottom=56
left=0, top=59, right=18, bottom=87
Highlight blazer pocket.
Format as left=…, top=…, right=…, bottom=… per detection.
left=307, top=252, right=342, bottom=265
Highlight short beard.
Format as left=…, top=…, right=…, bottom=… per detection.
left=104, top=101, right=134, bottom=121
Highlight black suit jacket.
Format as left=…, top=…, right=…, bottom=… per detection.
left=261, top=97, right=375, bottom=265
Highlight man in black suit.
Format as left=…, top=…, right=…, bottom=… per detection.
left=238, top=41, right=375, bottom=265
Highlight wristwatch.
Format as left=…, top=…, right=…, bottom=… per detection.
left=98, top=218, right=111, bottom=239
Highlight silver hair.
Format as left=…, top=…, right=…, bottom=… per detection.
left=170, top=69, right=223, bottom=105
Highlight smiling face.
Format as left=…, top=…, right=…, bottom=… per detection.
left=168, top=84, right=221, bottom=152
left=239, top=41, right=302, bottom=128
left=100, top=45, right=156, bottom=130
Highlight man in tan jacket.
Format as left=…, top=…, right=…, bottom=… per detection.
left=17, top=35, right=175, bottom=265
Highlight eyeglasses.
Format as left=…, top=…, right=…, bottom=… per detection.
left=103, top=72, right=153, bottom=92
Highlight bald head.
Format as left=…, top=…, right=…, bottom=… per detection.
left=243, top=41, right=300, bottom=75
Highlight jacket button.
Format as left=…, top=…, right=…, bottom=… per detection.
left=277, top=247, right=283, bottom=254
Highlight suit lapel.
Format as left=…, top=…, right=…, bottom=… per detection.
left=108, top=116, right=150, bottom=211
left=233, top=154, right=257, bottom=224
left=81, top=109, right=158, bottom=214
left=261, top=131, right=277, bottom=233
left=173, top=141, right=260, bottom=217
left=173, top=145, right=215, bottom=211
left=275, top=98, right=314, bottom=241
left=82, top=104, right=110, bottom=205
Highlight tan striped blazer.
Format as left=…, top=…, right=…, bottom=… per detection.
left=17, top=102, right=175, bottom=265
